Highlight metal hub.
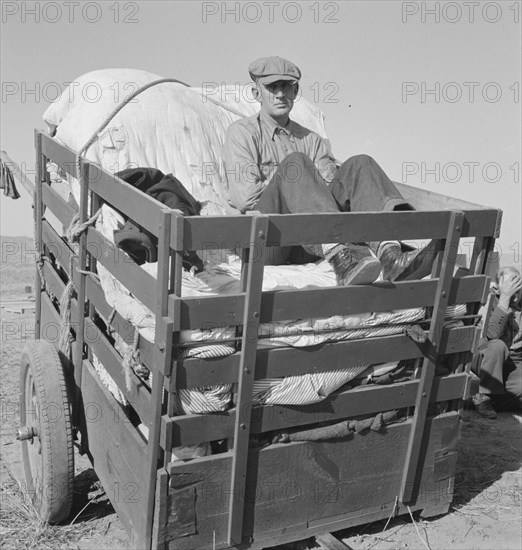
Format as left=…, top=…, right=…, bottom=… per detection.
left=17, top=425, right=39, bottom=442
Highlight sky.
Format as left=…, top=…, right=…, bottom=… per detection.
left=1, top=0, right=521, bottom=267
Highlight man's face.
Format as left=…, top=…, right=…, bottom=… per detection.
left=254, top=80, right=298, bottom=120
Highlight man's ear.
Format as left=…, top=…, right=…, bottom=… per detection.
left=252, top=83, right=261, bottom=103
left=294, top=83, right=299, bottom=95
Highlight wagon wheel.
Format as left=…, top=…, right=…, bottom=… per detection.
left=18, top=340, right=74, bottom=523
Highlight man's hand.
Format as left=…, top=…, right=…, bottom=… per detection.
left=498, top=271, right=522, bottom=311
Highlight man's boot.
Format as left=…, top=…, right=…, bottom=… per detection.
left=329, top=244, right=381, bottom=286
left=378, top=240, right=442, bottom=282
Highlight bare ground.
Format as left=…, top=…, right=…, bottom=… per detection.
left=1, top=302, right=521, bottom=550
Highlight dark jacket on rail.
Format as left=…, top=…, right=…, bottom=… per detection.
left=113, top=167, right=203, bottom=271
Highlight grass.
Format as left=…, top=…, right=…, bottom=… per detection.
left=0, top=467, right=97, bottom=550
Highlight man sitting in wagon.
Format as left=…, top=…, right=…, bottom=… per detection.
left=224, top=56, right=440, bottom=285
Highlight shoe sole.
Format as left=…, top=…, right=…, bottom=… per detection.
left=343, top=257, right=382, bottom=285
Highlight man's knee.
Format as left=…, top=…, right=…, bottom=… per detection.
left=344, top=153, right=375, bottom=167
left=282, top=151, right=310, bottom=166
left=481, top=339, right=510, bottom=360
left=279, top=152, right=320, bottom=184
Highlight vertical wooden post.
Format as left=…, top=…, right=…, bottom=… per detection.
left=33, top=131, right=43, bottom=340
left=144, top=209, right=172, bottom=550
left=165, top=213, right=184, bottom=464
left=227, top=214, right=268, bottom=546
left=73, top=160, right=89, bottom=390
left=87, top=190, right=102, bottom=364
left=399, top=210, right=464, bottom=504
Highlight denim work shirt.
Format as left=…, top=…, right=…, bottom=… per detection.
left=223, top=112, right=338, bottom=213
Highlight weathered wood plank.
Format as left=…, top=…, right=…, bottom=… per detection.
left=395, top=181, right=493, bottom=211
left=172, top=275, right=487, bottom=329
left=174, top=325, right=478, bottom=389
left=41, top=179, right=76, bottom=227
left=179, top=209, right=498, bottom=250
left=81, top=359, right=149, bottom=548
left=40, top=131, right=78, bottom=177
left=87, top=162, right=166, bottom=239
left=162, top=374, right=467, bottom=448
left=166, top=414, right=458, bottom=549
left=40, top=131, right=165, bottom=238
left=41, top=220, right=157, bottom=362
left=85, top=226, right=157, bottom=311
left=41, top=259, right=152, bottom=422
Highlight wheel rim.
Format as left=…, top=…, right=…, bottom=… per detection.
left=23, top=367, right=44, bottom=503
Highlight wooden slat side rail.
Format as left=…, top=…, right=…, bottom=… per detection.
left=39, top=131, right=79, bottom=178
left=41, top=220, right=158, bottom=364
left=399, top=211, right=464, bottom=504
left=84, top=318, right=152, bottom=423
left=39, top=131, right=165, bottom=238
left=171, top=275, right=487, bottom=329
left=161, top=373, right=468, bottom=448
left=41, top=181, right=76, bottom=228
left=41, top=260, right=152, bottom=422
left=263, top=211, right=494, bottom=244
left=180, top=210, right=498, bottom=250
left=173, top=325, right=479, bottom=389
left=85, top=226, right=157, bottom=311
left=395, top=181, right=495, bottom=211
left=228, top=215, right=268, bottom=546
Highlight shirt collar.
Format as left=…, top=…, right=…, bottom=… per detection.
left=259, top=111, right=294, bottom=141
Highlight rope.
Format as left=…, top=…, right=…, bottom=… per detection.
left=121, top=328, right=143, bottom=392
left=107, top=307, right=117, bottom=338
left=74, top=77, right=247, bottom=186
left=77, top=269, right=100, bottom=283
left=65, top=209, right=102, bottom=243
left=407, top=505, right=432, bottom=550
left=33, top=214, right=45, bottom=292
left=58, top=256, right=76, bottom=358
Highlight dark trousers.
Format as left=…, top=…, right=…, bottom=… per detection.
left=255, top=152, right=411, bottom=264
left=477, top=338, right=522, bottom=410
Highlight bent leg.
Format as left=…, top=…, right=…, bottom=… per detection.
left=256, top=152, right=339, bottom=214
left=493, top=350, right=522, bottom=410
left=255, top=153, right=381, bottom=285
left=329, top=154, right=413, bottom=212
left=256, top=152, right=340, bottom=264
left=478, top=339, right=510, bottom=396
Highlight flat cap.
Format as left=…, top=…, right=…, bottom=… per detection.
left=248, top=56, right=301, bottom=85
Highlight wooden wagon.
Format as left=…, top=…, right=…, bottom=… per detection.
left=11, top=130, right=500, bottom=549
